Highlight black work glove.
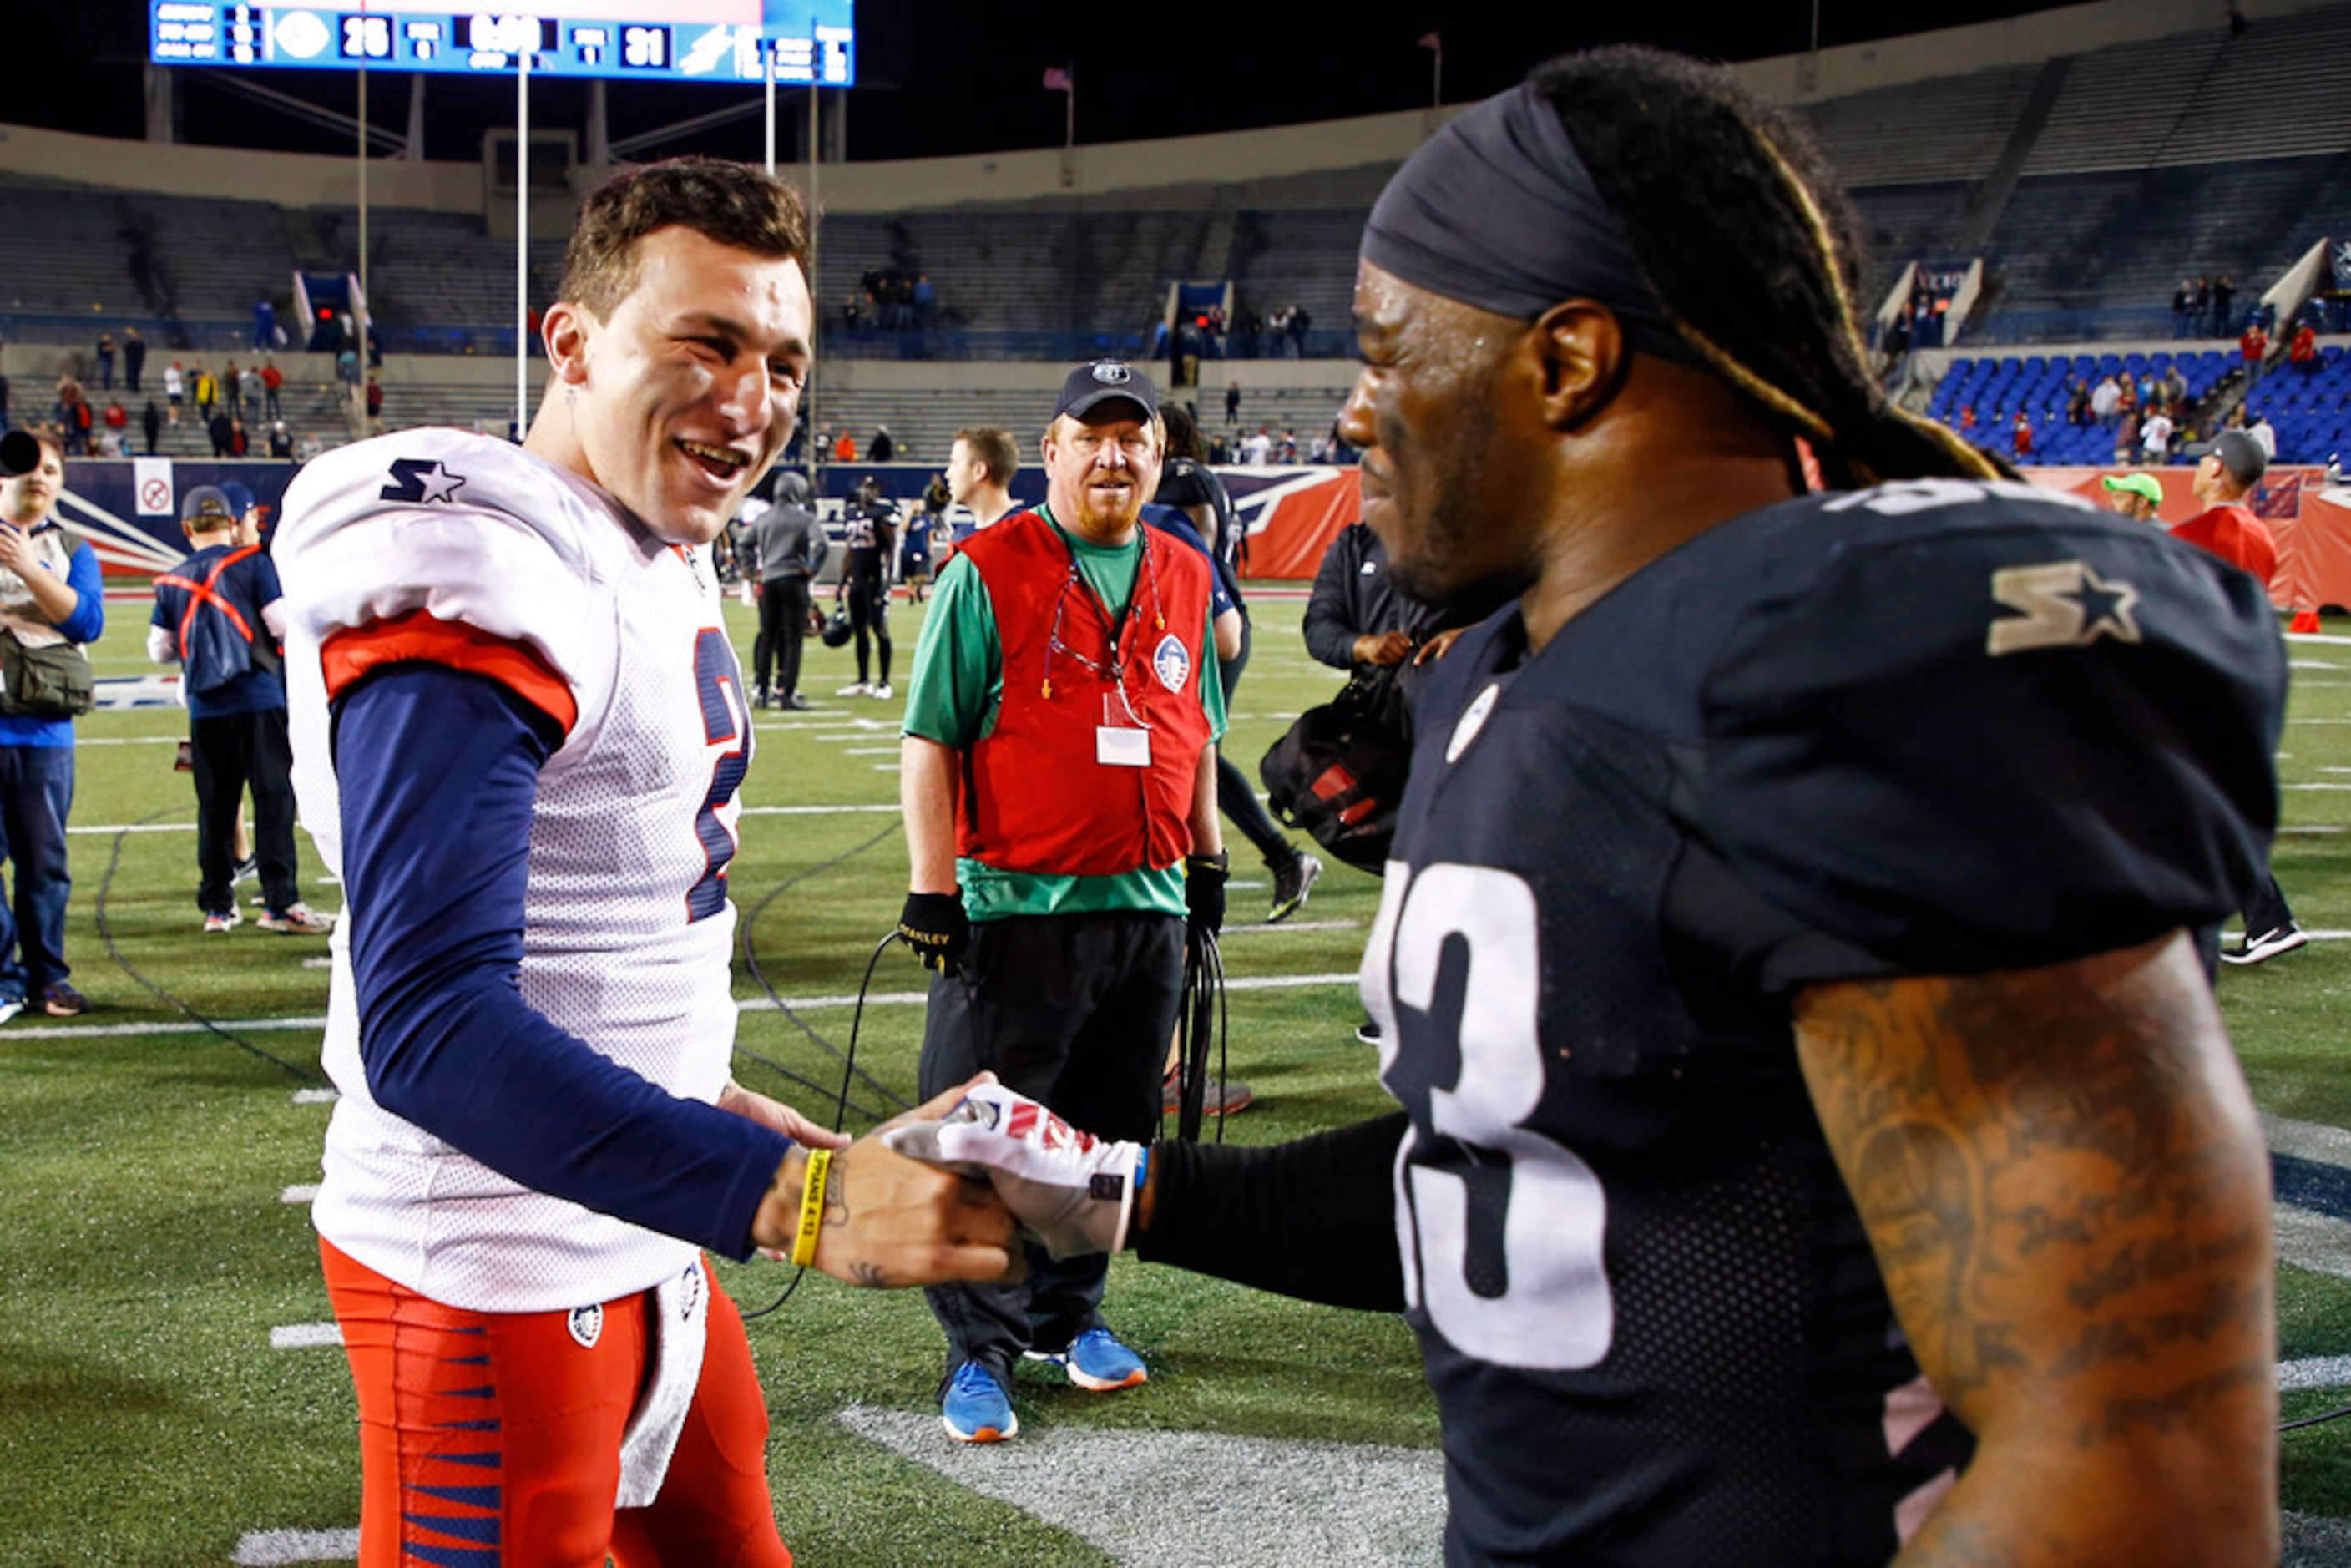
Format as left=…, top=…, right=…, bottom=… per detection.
left=897, top=891, right=968, bottom=973
left=1185, top=852, right=1228, bottom=947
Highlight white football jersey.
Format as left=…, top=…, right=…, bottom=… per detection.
left=277, top=431, right=753, bottom=1313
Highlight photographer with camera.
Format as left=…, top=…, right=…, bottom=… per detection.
left=0, top=428, right=101, bottom=1020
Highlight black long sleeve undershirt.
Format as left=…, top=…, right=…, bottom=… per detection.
left=1135, top=1110, right=1410, bottom=1312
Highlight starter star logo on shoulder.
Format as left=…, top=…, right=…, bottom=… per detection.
left=379, top=458, right=468, bottom=505
left=1152, top=632, right=1190, bottom=692
left=1986, top=561, right=2141, bottom=656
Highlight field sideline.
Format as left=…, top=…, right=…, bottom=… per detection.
left=5, top=592, right=2351, bottom=1565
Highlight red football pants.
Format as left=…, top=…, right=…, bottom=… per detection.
left=321, top=1237, right=792, bottom=1567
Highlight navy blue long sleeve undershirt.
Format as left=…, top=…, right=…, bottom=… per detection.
left=334, top=662, right=790, bottom=1261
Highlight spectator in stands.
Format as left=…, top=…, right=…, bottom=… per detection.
left=102, top=401, right=127, bottom=454
left=122, top=328, right=144, bottom=394
left=53, top=380, right=89, bottom=458
left=2240, top=319, right=2268, bottom=387
left=871, top=426, right=896, bottom=462
left=191, top=362, right=215, bottom=424
left=2247, top=410, right=2277, bottom=459
left=1224, top=383, right=1241, bottom=426
left=2212, top=275, right=2237, bottom=336
left=267, top=421, right=293, bottom=460
left=2066, top=377, right=2091, bottom=426
left=364, top=375, right=384, bottom=433
left=2142, top=406, right=2175, bottom=462
left=164, top=362, right=183, bottom=426
left=259, top=357, right=283, bottom=422
left=1287, top=305, right=1312, bottom=358
left=336, top=346, right=361, bottom=397
left=834, top=429, right=857, bottom=462
left=2091, top=372, right=2121, bottom=428
left=2112, top=403, right=2141, bottom=467
left=208, top=407, right=235, bottom=459
left=2172, top=280, right=2194, bottom=340
left=95, top=334, right=114, bottom=393
left=2010, top=410, right=2034, bottom=460
left=2192, top=276, right=2212, bottom=333
left=913, top=273, right=936, bottom=329
left=2101, top=472, right=2165, bottom=523
left=141, top=400, right=160, bottom=458
left=1242, top=427, right=1272, bottom=464
left=223, top=361, right=242, bottom=419
left=2290, top=321, right=2318, bottom=376
left=2158, top=361, right=2188, bottom=410
left=252, top=296, right=276, bottom=351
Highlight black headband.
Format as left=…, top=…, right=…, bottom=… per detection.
left=1361, top=82, right=1693, bottom=364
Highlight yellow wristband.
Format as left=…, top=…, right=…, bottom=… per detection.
left=790, top=1147, right=832, bottom=1269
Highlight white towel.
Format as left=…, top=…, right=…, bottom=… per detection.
left=614, top=1257, right=712, bottom=1510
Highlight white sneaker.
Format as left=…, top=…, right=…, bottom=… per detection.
left=837, top=681, right=870, bottom=697
left=204, top=908, right=244, bottom=933
left=0, top=998, right=23, bottom=1025
left=258, top=903, right=336, bottom=936
left=872, top=683, right=894, bottom=700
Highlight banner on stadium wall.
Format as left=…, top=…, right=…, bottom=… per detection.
left=2030, top=464, right=2339, bottom=610
left=48, top=461, right=301, bottom=576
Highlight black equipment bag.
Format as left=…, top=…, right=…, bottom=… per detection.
left=1257, top=665, right=1411, bottom=874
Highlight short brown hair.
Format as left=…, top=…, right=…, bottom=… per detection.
left=558, top=157, right=811, bottom=321
left=24, top=427, right=64, bottom=467
left=954, top=427, right=1019, bottom=487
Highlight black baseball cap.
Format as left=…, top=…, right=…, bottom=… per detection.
left=181, top=485, right=235, bottom=524
left=1054, top=360, right=1159, bottom=423
left=2212, top=429, right=2268, bottom=487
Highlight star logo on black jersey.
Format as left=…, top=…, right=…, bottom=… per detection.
left=1986, top=561, right=2141, bottom=656
left=379, top=458, right=468, bottom=505
left=2067, top=569, right=2140, bottom=644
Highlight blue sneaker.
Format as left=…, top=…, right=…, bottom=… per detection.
left=940, top=1361, right=1017, bottom=1443
left=1030, top=1328, right=1148, bottom=1393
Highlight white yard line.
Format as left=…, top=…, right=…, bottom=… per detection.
left=230, top=1528, right=358, bottom=1565
left=269, top=1323, right=342, bottom=1350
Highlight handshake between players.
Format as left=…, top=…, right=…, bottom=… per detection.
left=882, top=1077, right=1144, bottom=1262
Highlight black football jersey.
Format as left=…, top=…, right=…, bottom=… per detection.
left=1362, top=479, right=2283, bottom=1565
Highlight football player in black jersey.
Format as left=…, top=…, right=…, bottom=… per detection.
left=896, top=47, right=2282, bottom=1566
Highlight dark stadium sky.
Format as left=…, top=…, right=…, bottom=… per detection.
left=23, top=2, right=2095, bottom=164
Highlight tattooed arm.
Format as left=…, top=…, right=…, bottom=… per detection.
left=1792, top=930, right=2277, bottom=1566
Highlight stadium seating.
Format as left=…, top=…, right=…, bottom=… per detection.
left=1925, top=348, right=2237, bottom=466
left=2249, top=343, right=2351, bottom=465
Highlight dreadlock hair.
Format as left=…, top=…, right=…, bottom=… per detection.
left=1529, top=48, right=1997, bottom=489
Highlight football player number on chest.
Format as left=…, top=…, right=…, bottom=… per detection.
left=1387, top=863, right=1614, bottom=1370
left=687, top=629, right=750, bottom=922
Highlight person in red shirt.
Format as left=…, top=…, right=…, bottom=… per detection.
left=2241, top=320, right=2270, bottom=388
left=2173, top=428, right=2302, bottom=964
left=2173, top=429, right=2278, bottom=582
left=2010, top=409, right=2033, bottom=458
left=2289, top=321, right=2318, bottom=376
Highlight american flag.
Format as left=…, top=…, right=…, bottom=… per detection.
left=1043, top=66, right=1073, bottom=91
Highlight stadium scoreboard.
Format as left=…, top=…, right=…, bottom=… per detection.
left=149, top=3, right=856, bottom=86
